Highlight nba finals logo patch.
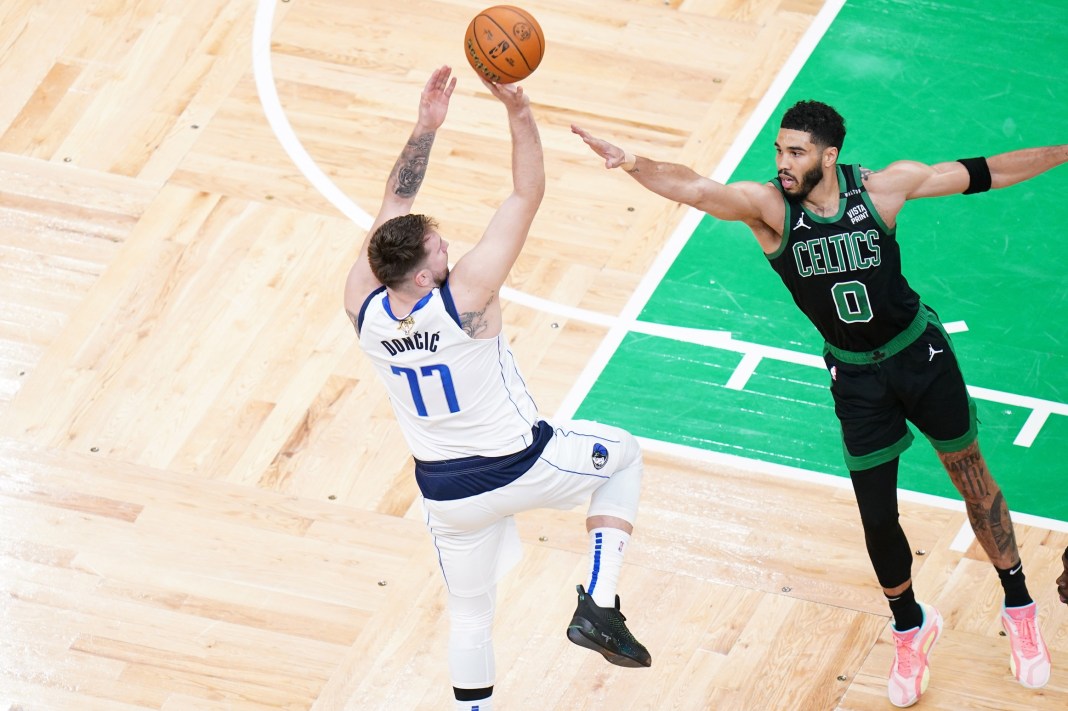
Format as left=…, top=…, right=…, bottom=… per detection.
left=591, top=443, right=609, bottom=470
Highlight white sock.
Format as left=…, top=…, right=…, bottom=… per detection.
left=585, top=527, right=630, bottom=608
left=454, top=696, right=493, bottom=711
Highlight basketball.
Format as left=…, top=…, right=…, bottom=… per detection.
left=464, top=5, right=545, bottom=84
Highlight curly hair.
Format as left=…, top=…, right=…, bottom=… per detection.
left=780, top=100, right=846, bottom=151
left=368, top=213, right=438, bottom=288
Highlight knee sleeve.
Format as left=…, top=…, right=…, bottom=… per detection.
left=588, top=430, right=642, bottom=524
left=850, top=460, right=913, bottom=589
left=448, top=588, right=496, bottom=689
left=861, top=515, right=913, bottom=589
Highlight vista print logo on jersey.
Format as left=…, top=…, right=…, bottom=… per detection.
left=846, top=203, right=870, bottom=225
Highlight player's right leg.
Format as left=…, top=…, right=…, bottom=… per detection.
left=850, top=458, right=941, bottom=708
left=421, top=499, right=521, bottom=710
left=448, top=588, right=497, bottom=711
left=828, top=353, right=940, bottom=706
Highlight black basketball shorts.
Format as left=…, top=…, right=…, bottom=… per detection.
left=823, top=320, right=978, bottom=471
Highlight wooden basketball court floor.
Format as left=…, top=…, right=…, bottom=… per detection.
left=1, top=1, right=1065, bottom=709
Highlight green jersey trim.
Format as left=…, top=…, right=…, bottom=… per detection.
left=853, top=165, right=895, bottom=236
left=823, top=307, right=928, bottom=363
left=767, top=193, right=793, bottom=260
left=843, top=429, right=914, bottom=470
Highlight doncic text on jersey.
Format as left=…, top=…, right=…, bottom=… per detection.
left=380, top=329, right=440, bottom=356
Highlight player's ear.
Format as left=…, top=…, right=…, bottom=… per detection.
left=413, top=267, right=435, bottom=289
left=823, top=145, right=839, bottom=167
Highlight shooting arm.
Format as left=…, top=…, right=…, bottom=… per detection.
left=452, top=81, right=545, bottom=292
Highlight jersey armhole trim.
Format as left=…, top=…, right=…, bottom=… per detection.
left=766, top=192, right=792, bottom=261
left=854, top=165, right=895, bottom=235
left=440, top=280, right=463, bottom=329
left=356, top=285, right=387, bottom=335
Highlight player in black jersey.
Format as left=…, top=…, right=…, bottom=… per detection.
left=573, top=108, right=1066, bottom=706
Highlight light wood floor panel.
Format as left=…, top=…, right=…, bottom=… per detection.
left=2, top=0, right=1067, bottom=709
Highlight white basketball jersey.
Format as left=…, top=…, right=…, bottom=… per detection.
left=357, top=283, right=539, bottom=461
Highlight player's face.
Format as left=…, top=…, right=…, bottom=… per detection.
left=775, top=129, right=826, bottom=201
left=421, top=230, right=450, bottom=286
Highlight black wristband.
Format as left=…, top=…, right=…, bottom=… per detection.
left=957, top=156, right=991, bottom=194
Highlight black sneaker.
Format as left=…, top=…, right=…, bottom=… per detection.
left=566, top=584, right=651, bottom=667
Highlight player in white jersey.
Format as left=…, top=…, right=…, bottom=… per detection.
left=344, top=66, right=650, bottom=711
left=358, top=283, right=538, bottom=462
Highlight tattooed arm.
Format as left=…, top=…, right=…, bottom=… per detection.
left=346, top=66, right=456, bottom=321
left=360, top=65, right=456, bottom=264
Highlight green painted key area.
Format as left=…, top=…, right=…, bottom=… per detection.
left=576, top=0, right=1068, bottom=522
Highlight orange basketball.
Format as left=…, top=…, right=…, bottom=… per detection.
left=464, top=5, right=545, bottom=84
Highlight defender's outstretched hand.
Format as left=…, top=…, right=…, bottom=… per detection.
left=571, top=124, right=627, bottom=169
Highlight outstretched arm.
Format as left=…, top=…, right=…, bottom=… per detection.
left=570, top=124, right=774, bottom=224
left=867, top=144, right=1068, bottom=203
left=988, top=145, right=1068, bottom=189
left=449, top=78, right=544, bottom=331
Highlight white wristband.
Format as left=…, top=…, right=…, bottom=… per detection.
left=620, top=151, right=637, bottom=172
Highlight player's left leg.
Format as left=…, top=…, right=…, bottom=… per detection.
left=905, top=319, right=1050, bottom=689
left=936, top=440, right=1050, bottom=689
left=936, top=441, right=1019, bottom=572
left=529, top=420, right=651, bottom=667
left=569, top=426, right=649, bottom=667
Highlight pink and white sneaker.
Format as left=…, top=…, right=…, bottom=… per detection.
left=1000, top=602, right=1051, bottom=689
left=888, top=604, right=943, bottom=708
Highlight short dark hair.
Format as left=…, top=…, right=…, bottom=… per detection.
left=368, top=213, right=438, bottom=288
left=780, top=100, right=846, bottom=151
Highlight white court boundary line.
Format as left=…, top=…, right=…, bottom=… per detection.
left=251, top=0, right=1068, bottom=539
left=555, top=0, right=847, bottom=418
left=250, top=1, right=731, bottom=347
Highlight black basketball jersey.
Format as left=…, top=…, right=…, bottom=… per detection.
left=767, top=164, right=920, bottom=352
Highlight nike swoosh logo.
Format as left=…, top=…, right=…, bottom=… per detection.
left=1009, top=564, right=1022, bottom=575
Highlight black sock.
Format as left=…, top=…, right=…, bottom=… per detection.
left=886, top=584, right=923, bottom=631
left=995, top=561, right=1033, bottom=608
